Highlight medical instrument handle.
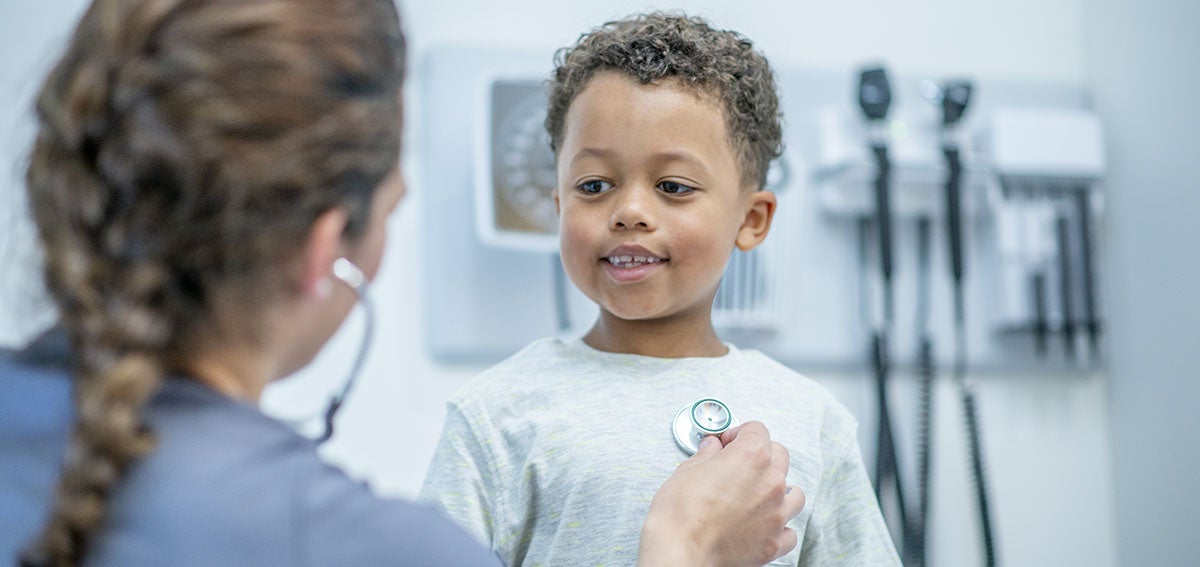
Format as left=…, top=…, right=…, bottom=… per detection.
left=872, top=144, right=895, bottom=324
left=1075, top=189, right=1100, bottom=360
left=1056, top=215, right=1077, bottom=360
left=944, top=147, right=965, bottom=286
left=1032, top=272, right=1049, bottom=358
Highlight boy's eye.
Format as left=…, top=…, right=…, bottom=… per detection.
left=658, top=181, right=695, bottom=195
left=577, top=180, right=614, bottom=194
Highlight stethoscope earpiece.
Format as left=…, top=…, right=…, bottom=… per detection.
left=672, top=397, right=738, bottom=455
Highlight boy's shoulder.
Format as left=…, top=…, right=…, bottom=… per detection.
left=735, top=347, right=840, bottom=400
left=732, top=347, right=860, bottom=436
left=449, top=337, right=577, bottom=403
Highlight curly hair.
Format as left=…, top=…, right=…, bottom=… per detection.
left=545, top=12, right=782, bottom=190
left=20, top=0, right=404, bottom=565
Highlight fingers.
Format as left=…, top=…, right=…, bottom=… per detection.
left=771, top=440, right=790, bottom=474
left=769, top=527, right=799, bottom=563
left=688, top=435, right=723, bottom=462
left=783, top=484, right=806, bottom=520
left=719, top=420, right=768, bottom=447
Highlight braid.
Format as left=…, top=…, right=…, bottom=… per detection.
left=21, top=0, right=404, bottom=562
left=22, top=2, right=182, bottom=564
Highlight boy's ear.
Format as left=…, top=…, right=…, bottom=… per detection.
left=735, top=190, right=777, bottom=251
left=553, top=189, right=561, bottom=216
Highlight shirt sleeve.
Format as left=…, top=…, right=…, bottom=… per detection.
left=299, top=448, right=503, bottom=567
left=797, top=437, right=902, bottom=566
left=419, top=401, right=505, bottom=555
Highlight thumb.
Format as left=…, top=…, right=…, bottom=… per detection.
left=688, top=435, right=723, bottom=462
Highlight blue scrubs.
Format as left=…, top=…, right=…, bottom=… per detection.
left=0, top=330, right=501, bottom=566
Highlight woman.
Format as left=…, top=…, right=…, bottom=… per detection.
left=3, top=0, right=803, bottom=566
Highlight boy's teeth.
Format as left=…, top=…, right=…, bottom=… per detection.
left=606, top=255, right=662, bottom=266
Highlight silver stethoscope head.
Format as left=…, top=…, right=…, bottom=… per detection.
left=672, top=397, right=739, bottom=455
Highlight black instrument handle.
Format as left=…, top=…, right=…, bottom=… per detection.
left=1056, top=215, right=1077, bottom=360
left=944, top=147, right=965, bottom=284
left=1032, top=273, right=1049, bottom=358
left=1075, top=189, right=1100, bottom=358
left=872, top=144, right=895, bottom=324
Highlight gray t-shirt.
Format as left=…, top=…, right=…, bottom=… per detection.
left=420, top=338, right=900, bottom=566
left=0, top=330, right=501, bottom=567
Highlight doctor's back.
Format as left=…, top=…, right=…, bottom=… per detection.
left=1, top=330, right=499, bottom=566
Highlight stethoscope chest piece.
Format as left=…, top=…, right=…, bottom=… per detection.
left=672, top=397, right=738, bottom=455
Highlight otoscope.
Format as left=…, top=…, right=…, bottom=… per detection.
left=859, top=67, right=897, bottom=325
left=927, top=79, right=997, bottom=567
left=857, top=66, right=909, bottom=543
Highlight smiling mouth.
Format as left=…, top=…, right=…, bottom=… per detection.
left=603, top=255, right=667, bottom=268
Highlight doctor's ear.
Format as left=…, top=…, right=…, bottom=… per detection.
left=301, top=207, right=350, bottom=300
left=735, top=190, right=777, bottom=251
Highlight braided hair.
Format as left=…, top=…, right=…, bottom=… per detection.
left=21, top=1, right=405, bottom=564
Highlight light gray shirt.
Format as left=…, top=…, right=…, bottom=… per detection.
left=420, top=338, right=900, bottom=566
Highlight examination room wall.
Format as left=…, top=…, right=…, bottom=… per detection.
left=0, top=1, right=1192, bottom=565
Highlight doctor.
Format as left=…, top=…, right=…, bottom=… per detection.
left=0, top=0, right=804, bottom=565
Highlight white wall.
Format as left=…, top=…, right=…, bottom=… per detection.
left=0, top=0, right=85, bottom=346
left=1083, top=1, right=1200, bottom=565
left=0, top=1, right=1135, bottom=566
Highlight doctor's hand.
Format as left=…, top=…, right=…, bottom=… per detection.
left=637, top=421, right=805, bottom=567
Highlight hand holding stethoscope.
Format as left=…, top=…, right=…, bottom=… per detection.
left=672, top=398, right=740, bottom=455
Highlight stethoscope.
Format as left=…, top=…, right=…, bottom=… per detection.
left=671, top=397, right=739, bottom=455
left=311, top=257, right=374, bottom=445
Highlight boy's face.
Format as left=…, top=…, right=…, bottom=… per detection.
left=554, top=71, right=776, bottom=323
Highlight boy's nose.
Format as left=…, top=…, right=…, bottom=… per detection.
left=609, top=187, right=656, bottom=231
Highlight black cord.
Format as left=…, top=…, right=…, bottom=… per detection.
left=963, top=385, right=997, bottom=566
left=315, top=265, right=375, bottom=445
left=906, top=217, right=936, bottom=567
left=859, top=217, right=909, bottom=547
left=944, top=145, right=997, bottom=567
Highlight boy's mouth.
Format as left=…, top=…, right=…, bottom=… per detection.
left=601, top=245, right=668, bottom=282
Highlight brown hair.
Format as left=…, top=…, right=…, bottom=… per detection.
left=21, top=0, right=405, bottom=564
left=545, top=12, right=782, bottom=189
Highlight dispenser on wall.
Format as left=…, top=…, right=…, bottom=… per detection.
left=987, top=108, right=1106, bottom=364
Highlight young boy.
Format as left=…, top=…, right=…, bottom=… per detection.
left=421, top=13, right=899, bottom=566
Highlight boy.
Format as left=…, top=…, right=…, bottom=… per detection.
left=421, top=13, right=899, bottom=566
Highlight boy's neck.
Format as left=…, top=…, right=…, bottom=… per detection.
left=583, top=310, right=727, bottom=358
